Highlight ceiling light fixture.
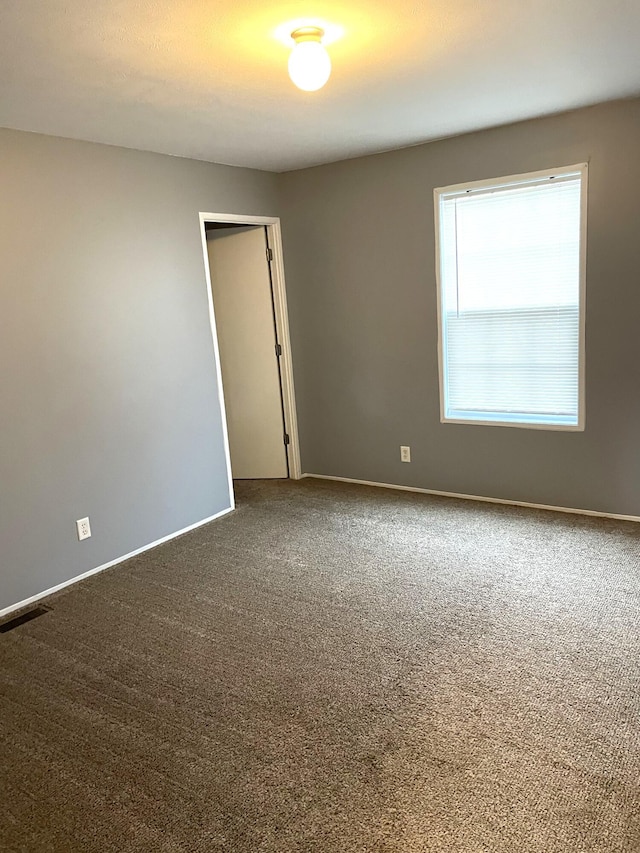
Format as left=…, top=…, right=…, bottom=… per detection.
left=288, top=27, right=331, bottom=92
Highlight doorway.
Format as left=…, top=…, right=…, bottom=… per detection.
left=199, top=213, right=300, bottom=491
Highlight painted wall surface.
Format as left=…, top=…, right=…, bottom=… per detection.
left=280, top=99, right=640, bottom=516
left=0, top=128, right=279, bottom=611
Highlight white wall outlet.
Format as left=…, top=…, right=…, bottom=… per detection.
left=400, top=445, right=411, bottom=463
left=76, top=517, right=91, bottom=541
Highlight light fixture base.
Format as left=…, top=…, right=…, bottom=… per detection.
left=291, top=26, right=325, bottom=44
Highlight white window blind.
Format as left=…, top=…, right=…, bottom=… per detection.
left=435, top=165, right=586, bottom=429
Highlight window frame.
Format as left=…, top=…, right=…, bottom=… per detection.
left=433, top=163, right=588, bottom=431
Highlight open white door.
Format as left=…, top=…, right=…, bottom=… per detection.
left=207, top=227, right=288, bottom=479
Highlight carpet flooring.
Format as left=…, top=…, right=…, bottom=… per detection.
left=1, top=478, right=639, bottom=852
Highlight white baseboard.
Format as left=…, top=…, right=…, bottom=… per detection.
left=0, top=505, right=234, bottom=619
left=302, top=473, right=640, bottom=523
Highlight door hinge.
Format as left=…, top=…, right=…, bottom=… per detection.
left=266, top=247, right=273, bottom=262
left=284, top=433, right=290, bottom=446
left=275, top=343, right=282, bottom=357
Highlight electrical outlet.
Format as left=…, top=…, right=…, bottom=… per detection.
left=76, top=517, right=91, bottom=541
left=400, top=445, right=411, bottom=463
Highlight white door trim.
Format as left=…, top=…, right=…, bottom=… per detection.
left=198, top=213, right=301, bottom=483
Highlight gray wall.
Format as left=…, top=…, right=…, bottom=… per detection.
left=0, top=128, right=279, bottom=611
left=280, top=98, right=640, bottom=516
left=3, top=99, right=639, bottom=613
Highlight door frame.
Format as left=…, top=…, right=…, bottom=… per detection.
left=198, top=212, right=302, bottom=493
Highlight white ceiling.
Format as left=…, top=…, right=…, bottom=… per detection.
left=1, top=1, right=639, bottom=172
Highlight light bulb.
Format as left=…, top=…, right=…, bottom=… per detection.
left=288, top=28, right=331, bottom=92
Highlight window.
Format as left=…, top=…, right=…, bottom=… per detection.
left=434, top=164, right=587, bottom=430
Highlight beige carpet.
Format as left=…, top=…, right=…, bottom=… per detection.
left=1, top=478, right=639, bottom=852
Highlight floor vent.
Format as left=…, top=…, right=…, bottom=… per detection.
left=0, top=606, right=51, bottom=634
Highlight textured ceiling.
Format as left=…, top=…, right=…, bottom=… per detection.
left=1, top=1, right=639, bottom=172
